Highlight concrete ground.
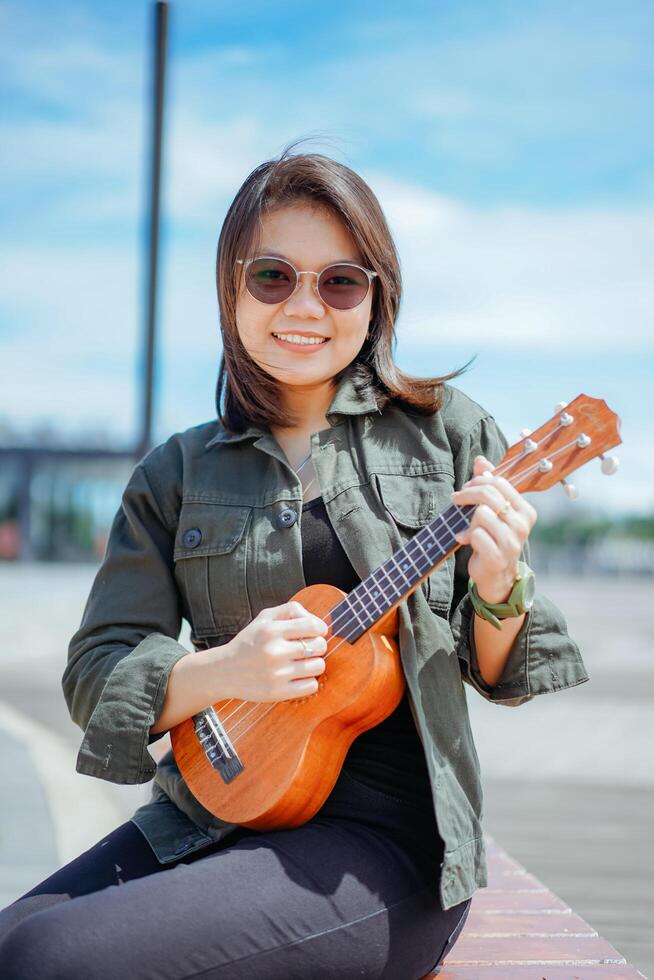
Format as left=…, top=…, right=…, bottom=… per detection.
left=0, top=563, right=652, bottom=976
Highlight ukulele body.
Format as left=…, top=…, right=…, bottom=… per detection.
left=170, top=583, right=405, bottom=830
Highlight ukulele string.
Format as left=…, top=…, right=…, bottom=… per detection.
left=220, top=429, right=578, bottom=745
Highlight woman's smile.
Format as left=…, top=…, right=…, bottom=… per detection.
left=271, top=330, right=331, bottom=352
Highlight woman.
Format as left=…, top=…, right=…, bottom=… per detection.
left=0, top=149, right=588, bottom=979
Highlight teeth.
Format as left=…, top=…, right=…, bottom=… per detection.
left=273, top=333, right=327, bottom=346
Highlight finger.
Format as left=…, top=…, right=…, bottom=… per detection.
left=273, top=616, right=328, bottom=639
left=498, top=506, right=531, bottom=542
left=485, top=473, right=538, bottom=525
left=268, top=600, right=313, bottom=621
left=472, top=455, right=495, bottom=477
left=472, top=505, right=522, bottom=561
left=452, top=477, right=536, bottom=533
left=462, top=468, right=537, bottom=527
left=467, top=525, right=505, bottom=568
left=457, top=465, right=534, bottom=516
left=451, top=482, right=507, bottom=513
left=290, top=635, right=328, bottom=658
left=289, top=656, right=326, bottom=680
left=276, top=655, right=325, bottom=679
left=286, top=677, right=320, bottom=697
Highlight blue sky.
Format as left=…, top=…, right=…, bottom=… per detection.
left=1, top=0, right=652, bottom=515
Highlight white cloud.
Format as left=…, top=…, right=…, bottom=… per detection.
left=165, top=110, right=269, bottom=222
left=365, top=172, right=654, bottom=351
left=0, top=245, right=141, bottom=442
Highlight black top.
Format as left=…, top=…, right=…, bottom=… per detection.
left=300, top=494, right=434, bottom=809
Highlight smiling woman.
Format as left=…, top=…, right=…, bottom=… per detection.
left=0, top=143, right=588, bottom=980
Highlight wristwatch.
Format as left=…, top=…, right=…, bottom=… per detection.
left=468, top=561, right=536, bottom=630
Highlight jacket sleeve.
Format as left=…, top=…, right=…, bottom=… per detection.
left=448, top=413, right=589, bottom=707
left=62, top=457, right=190, bottom=784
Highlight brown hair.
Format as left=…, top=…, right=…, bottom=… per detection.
left=215, top=142, right=470, bottom=432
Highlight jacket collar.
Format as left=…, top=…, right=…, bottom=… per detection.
left=204, top=366, right=380, bottom=449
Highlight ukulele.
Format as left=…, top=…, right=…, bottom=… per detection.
left=170, top=395, right=621, bottom=830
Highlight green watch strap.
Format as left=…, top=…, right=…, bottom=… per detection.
left=468, top=561, right=536, bottom=631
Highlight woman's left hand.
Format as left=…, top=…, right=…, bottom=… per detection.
left=450, top=455, right=537, bottom=604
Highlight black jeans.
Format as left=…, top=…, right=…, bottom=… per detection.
left=0, top=770, right=471, bottom=979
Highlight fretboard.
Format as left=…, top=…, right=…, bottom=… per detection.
left=329, top=503, right=474, bottom=643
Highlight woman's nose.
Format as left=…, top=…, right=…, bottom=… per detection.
left=282, top=273, right=325, bottom=318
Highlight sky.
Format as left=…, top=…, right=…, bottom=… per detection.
left=1, top=0, right=653, bottom=516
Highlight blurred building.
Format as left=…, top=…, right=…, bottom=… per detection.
left=0, top=444, right=134, bottom=561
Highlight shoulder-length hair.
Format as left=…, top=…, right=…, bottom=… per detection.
left=215, top=143, right=469, bottom=432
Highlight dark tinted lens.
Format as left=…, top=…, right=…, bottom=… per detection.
left=318, top=265, right=370, bottom=309
left=246, top=258, right=296, bottom=304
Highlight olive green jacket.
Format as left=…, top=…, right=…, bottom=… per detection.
left=63, top=369, right=589, bottom=910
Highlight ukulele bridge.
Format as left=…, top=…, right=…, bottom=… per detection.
left=192, top=707, right=244, bottom=784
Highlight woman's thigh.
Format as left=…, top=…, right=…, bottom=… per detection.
left=0, top=816, right=470, bottom=980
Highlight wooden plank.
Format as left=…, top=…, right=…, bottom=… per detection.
left=471, top=889, right=570, bottom=911
left=464, top=909, right=597, bottom=936
left=449, top=933, right=626, bottom=962
left=482, top=869, right=554, bottom=892
left=435, top=966, right=646, bottom=979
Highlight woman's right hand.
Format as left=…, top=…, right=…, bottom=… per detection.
left=210, top=601, right=329, bottom=703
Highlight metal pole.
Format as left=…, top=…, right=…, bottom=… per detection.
left=138, top=0, right=169, bottom=460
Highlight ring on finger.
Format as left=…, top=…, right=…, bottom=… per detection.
left=496, top=500, right=511, bottom=518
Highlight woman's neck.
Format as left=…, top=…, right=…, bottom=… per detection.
left=277, top=378, right=335, bottom=433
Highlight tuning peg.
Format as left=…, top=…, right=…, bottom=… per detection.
left=520, top=427, right=533, bottom=438
left=555, top=400, right=568, bottom=413
left=560, top=478, right=578, bottom=500
left=600, top=454, right=619, bottom=475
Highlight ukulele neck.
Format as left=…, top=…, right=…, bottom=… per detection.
left=329, top=503, right=474, bottom=641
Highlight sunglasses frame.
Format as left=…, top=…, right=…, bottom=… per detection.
left=235, top=256, right=378, bottom=310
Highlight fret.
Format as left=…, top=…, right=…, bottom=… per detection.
left=348, top=590, right=370, bottom=631
left=332, top=565, right=402, bottom=643
left=450, top=504, right=470, bottom=525
left=401, top=545, right=425, bottom=580
left=375, top=560, right=403, bottom=600
left=423, top=520, right=450, bottom=558
left=390, top=554, right=413, bottom=588
left=338, top=587, right=373, bottom=638
left=380, top=557, right=406, bottom=598
left=406, top=534, right=433, bottom=575
left=330, top=503, right=475, bottom=642
left=366, top=567, right=390, bottom=610
left=359, top=576, right=385, bottom=617
left=411, top=532, right=433, bottom=568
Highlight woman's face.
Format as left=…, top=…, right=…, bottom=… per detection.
left=235, top=203, right=374, bottom=394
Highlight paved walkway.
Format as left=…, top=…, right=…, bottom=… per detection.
left=0, top=564, right=651, bottom=976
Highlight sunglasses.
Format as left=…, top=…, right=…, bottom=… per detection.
left=236, top=256, right=378, bottom=311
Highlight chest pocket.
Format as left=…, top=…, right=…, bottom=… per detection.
left=173, top=502, right=253, bottom=638
left=374, top=470, right=455, bottom=617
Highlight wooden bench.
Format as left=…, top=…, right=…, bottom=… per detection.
left=429, top=837, right=645, bottom=979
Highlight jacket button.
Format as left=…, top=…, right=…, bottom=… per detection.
left=277, top=507, right=298, bottom=529
left=183, top=527, right=202, bottom=548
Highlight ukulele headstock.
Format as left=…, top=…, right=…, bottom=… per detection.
left=496, top=395, right=622, bottom=494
